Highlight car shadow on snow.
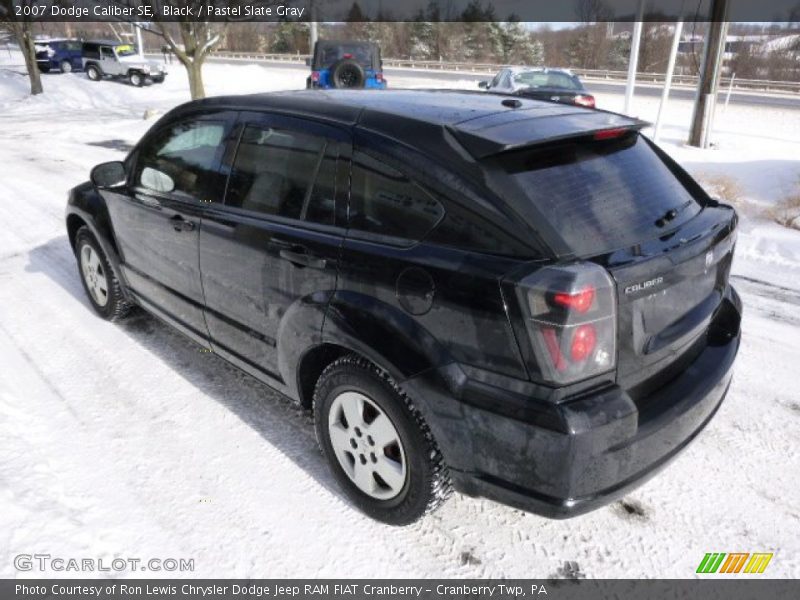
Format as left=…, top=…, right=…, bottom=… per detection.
left=26, top=235, right=348, bottom=505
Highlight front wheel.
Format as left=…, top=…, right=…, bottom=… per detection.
left=129, top=71, right=144, bottom=87
left=60, top=60, right=73, bottom=74
left=314, top=355, right=452, bottom=525
left=75, top=227, right=132, bottom=321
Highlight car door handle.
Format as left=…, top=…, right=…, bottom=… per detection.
left=169, top=215, right=195, bottom=232
left=279, top=247, right=327, bottom=270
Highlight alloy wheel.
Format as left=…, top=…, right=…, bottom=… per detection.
left=328, top=391, right=407, bottom=500
left=80, top=244, right=109, bottom=307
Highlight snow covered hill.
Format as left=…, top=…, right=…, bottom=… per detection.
left=1, top=56, right=798, bottom=578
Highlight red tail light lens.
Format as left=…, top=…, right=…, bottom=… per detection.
left=514, top=262, right=616, bottom=385
left=554, top=285, right=595, bottom=313
left=574, top=94, right=596, bottom=108
left=311, top=71, right=320, bottom=82
left=376, top=73, right=384, bottom=82
left=570, top=324, right=597, bottom=362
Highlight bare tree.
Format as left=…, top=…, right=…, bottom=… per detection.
left=116, top=1, right=281, bottom=100
left=0, top=0, right=43, bottom=95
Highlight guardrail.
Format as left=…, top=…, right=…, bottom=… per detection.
left=197, top=50, right=800, bottom=95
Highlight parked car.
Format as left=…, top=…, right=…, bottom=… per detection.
left=35, top=39, right=83, bottom=74
left=67, top=90, right=741, bottom=525
left=82, top=41, right=166, bottom=87
left=480, top=66, right=596, bottom=108
left=306, top=40, right=386, bottom=89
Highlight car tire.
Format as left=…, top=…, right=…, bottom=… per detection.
left=314, top=354, right=452, bottom=525
left=60, top=60, right=73, bottom=74
left=86, top=64, right=101, bottom=81
left=129, top=72, right=144, bottom=87
left=331, top=58, right=366, bottom=89
left=75, top=227, right=133, bottom=321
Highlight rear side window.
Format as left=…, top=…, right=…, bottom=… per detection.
left=497, top=133, right=701, bottom=256
left=225, top=125, right=335, bottom=225
left=349, top=152, right=444, bottom=242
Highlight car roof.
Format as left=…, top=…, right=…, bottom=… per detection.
left=508, top=66, right=575, bottom=75
left=83, top=40, right=125, bottom=47
left=186, top=89, right=641, bottom=158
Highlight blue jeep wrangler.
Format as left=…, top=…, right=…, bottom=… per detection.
left=306, top=40, right=387, bottom=89
left=35, top=39, right=83, bottom=74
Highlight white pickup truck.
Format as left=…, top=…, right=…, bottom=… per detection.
left=82, top=41, right=166, bottom=87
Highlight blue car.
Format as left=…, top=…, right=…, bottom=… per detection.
left=35, top=39, right=83, bottom=74
left=306, top=40, right=387, bottom=90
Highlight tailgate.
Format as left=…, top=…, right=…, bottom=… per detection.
left=607, top=206, right=737, bottom=392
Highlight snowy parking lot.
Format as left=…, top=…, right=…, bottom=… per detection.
left=1, top=56, right=799, bottom=578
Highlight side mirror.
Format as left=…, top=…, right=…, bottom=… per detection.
left=478, top=81, right=489, bottom=89
left=90, top=161, right=126, bottom=188
left=305, top=57, right=311, bottom=67
left=140, top=167, right=174, bottom=193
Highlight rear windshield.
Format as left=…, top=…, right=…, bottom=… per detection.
left=514, top=71, right=581, bottom=90
left=316, top=44, right=374, bottom=68
left=497, top=133, right=701, bottom=256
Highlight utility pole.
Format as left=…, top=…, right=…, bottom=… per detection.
left=688, top=0, right=730, bottom=147
left=653, top=20, right=683, bottom=142
left=623, top=0, right=646, bottom=116
left=134, top=23, right=144, bottom=59
left=309, top=1, right=318, bottom=50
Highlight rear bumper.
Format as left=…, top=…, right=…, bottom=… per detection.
left=404, top=286, right=742, bottom=518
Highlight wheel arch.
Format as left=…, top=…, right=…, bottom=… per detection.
left=66, top=183, right=129, bottom=299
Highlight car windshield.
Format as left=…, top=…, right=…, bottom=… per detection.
left=115, top=45, right=137, bottom=57
left=317, top=44, right=373, bottom=68
left=494, top=133, right=702, bottom=256
left=514, top=71, right=581, bottom=90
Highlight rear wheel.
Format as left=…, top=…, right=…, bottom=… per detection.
left=60, top=60, right=73, bottom=74
left=75, top=227, right=132, bottom=321
left=314, top=355, right=452, bottom=525
left=86, top=64, right=101, bottom=81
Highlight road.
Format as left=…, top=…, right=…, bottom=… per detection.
left=203, top=56, right=800, bottom=111
left=1, top=58, right=799, bottom=579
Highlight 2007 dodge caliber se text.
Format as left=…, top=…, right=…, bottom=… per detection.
left=66, top=90, right=742, bottom=525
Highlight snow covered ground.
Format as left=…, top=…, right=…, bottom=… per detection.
left=1, top=55, right=799, bottom=579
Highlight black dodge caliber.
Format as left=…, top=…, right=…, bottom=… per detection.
left=66, top=90, right=741, bottom=525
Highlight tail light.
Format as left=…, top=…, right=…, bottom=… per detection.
left=514, top=262, right=616, bottom=385
left=574, top=94, right=595, bottom=108
left=376, top=73, right=384, bottom=83
left=311, top=71, right=320, bottom=83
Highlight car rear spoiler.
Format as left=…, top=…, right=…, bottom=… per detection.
left=448, top=108, right=650, bottom=159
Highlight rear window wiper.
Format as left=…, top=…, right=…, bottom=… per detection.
left=655, top=200, right=692, bottom=227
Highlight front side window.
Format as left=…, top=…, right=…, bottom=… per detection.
left=225, top=125, right=335, bottom=225
left=349, top=152, right=444, bottom=242
left=134, top=119, right=226, bottom=200
left=100, top=47, right=115, bottom=59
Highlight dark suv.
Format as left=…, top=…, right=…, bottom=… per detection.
left=66, top=90, right=741, bottom=525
